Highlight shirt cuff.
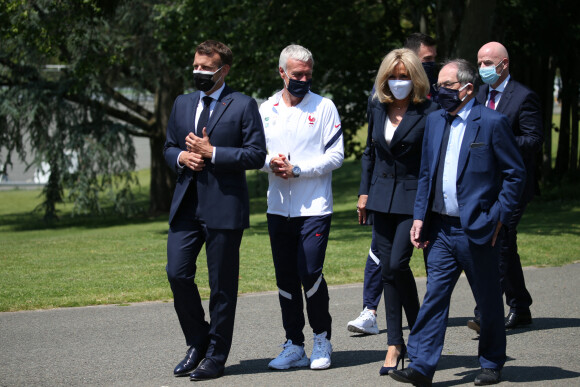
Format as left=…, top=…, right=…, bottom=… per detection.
left=176, top=151, right=185, bottom=168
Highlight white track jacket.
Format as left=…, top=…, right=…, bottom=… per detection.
left=259, top=90, right=344, bottom=217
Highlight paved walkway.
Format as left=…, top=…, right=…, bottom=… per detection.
left=1, top=263, right=580, bottom=386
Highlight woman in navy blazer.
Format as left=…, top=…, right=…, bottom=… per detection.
left=357, top=48, right=438, bottom=375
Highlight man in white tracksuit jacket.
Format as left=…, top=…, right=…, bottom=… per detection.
left=260, top=44, right=344, bottom=371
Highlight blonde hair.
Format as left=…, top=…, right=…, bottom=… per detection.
left=373, top=48, right=430, bottom=104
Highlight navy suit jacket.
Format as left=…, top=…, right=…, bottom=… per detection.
left=163, top=85, right=266, bottom=229
left=360, top=97, right=438, bottom=215
left=414, top=101, right=526, bottom=245
left=476, top=79, right=543, bottom=203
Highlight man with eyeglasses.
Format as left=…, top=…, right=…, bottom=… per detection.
left=390, top=59, right=525, bottom=386
left=466, top=42, right=544, bottom=334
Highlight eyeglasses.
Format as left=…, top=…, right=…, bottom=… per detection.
left=433, top=81, right=460, bottom=92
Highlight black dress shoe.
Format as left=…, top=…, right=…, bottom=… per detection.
left=190, top=358, right=224, bottom=381
left=174, top=346, right=205, bottom=377
left=505, top=311, right=532, bottom=329
left=467, top=318, right=481, bottom=334
left=474, top=368, right=501, bottom=385
left=390, top=367, right=432, bottom=386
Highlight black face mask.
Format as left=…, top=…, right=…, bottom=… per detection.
left=193, top=67, right=222, bottom=92
left=422, top=61, right=436, bottom=82
left=423, top=61, right=438, bottom=88
left=284, top=71, right=312, bottom=98
left=438, top=84, right=469, bottom=112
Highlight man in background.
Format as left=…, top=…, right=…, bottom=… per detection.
left=467, top=41, right=544, bottom=333
left=404, top=32, right=438, bottom=101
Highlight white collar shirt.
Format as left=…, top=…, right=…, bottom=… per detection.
left=442, top=98, right=475, bottom=216
left=486, top=74, right=510, bottom=108
left=176, top=83, right=226, bottom=168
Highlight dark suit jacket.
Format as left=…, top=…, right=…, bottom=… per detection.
left=414, top=101, right=526, bottom=245
left=360, top=97, right=438, bottom=215
left=476, top=79, right=543, bottom=203
left=163, top=86, right=266, bottom=229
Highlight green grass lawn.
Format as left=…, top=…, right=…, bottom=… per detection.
left=1, top=158, right=579, bottom=312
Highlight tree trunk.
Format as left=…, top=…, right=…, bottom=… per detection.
left=555, top=67, right=571, bottom=175
left=435, top=0, right=462, bottom=59
left=454, top=0, right=496, bottom=60
left=149, top=132, right=174, bottom=214
left=538, top=56, right=555, bottom=181
left=570, top=63, right=579, bottom=171
left=572, top=102, right=578, bottom=171
left=148, top=75, right=183, bottom=215
left=436, top=0, right=495, bottom=60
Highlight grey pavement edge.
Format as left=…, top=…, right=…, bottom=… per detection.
left=1, top=263, right=579, bottom=387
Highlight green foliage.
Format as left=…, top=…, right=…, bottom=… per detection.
left=219, top=0, right=426, bottom=158
left=9, top=0, right=576, bottom=221
left=2, top=0, right=437, bottom=220
left=1, top=0, right=143, bottom=220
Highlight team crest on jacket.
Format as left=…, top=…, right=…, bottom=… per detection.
left=308, top=115, right=316, bottom=125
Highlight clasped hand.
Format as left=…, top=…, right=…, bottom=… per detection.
left=270, top=153, right=294, bottom=179
left=181, top=128, right=214, bottom=171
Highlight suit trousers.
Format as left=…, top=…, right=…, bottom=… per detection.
left=267, top=214, right=333, bottom=346
left=473, top=203, right=532, bottom=318
left=500, top=203, right=532, bottom=313
left=363, top=229, right=383, bottom=310
left=408, top=214, right=506, bottom=378
left=374, top=212, right=420, bottom=346
left=166, top=182, right=243, bottom=366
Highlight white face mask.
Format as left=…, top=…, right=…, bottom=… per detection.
left=388, top=80, right=413, bottom=100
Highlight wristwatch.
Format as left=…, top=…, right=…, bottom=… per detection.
left=292, top=165, right=301, bottom=178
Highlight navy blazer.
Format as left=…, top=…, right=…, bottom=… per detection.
left=476, top=79, right=543, bottom=203
left=163, top=85, right=266, bottom=229
left=414, top=101, right=526, bottom=245
left=360, top=97, right=438, bottom=215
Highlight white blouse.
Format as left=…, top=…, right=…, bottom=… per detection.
left=384, top=117, right=397, bottom=145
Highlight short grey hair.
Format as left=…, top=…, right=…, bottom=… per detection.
left=443, top=58, right=479, bottom=91
left=279, top=44, right=314, bottom=71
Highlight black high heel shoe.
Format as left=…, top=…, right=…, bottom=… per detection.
left=379, top=343, right=406, bottom=375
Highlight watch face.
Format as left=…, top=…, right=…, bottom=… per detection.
left=292, top=166, right=300, bottom=176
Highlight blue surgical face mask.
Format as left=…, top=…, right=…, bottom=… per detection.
left=438, top=83, right=470, bottom=113
left=479, top=60, right=504, bottom=85
left=284, top=70, right=312, bottom=98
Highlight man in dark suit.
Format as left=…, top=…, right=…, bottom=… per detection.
left=390, top=59, right=525, bottom=386
left=467, top=42, right=544, bottom=332
left=163, top=40, right=266, bottom=381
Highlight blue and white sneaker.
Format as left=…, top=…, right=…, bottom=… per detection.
left=310, top=331, right=332, bottom=370
left=268, top=340, right=309, bottom=370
